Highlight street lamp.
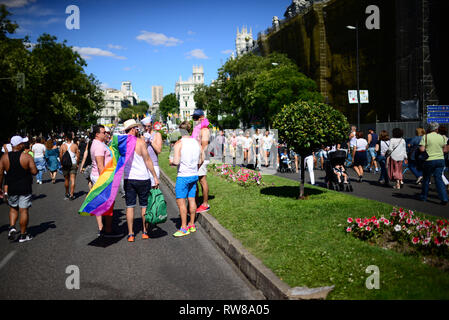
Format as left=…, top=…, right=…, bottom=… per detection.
left=347, top=24, right=361, bottom=130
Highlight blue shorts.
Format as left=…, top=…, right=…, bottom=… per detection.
left=367, top=147, right=377, bottom=159
left=175, top=176, right=198, bottom=199
left=124, top=179, right=151, bottom=208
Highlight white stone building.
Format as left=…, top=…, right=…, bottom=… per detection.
left=235, top=26, right=256, bottom=57
left=175, top=65, right=204, bottom=121
left=97, top=81, right=140, bottom=125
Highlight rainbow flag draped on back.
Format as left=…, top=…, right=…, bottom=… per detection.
left=79, top=134, right=136, bottom=216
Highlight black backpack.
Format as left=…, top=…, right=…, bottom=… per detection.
left=61, top=150, right=72, bottom=169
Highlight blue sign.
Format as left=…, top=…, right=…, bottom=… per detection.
left=427, top=105, right=449, bottom=123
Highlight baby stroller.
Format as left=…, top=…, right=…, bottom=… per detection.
left=325, top=150, right=353, bottom=192
left=278, top=150, right=292, bottom=173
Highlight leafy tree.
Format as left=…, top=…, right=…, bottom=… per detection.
left=159, top=93, right=179, bottom=120
left=272, top=101, right=350, bottom=199
left=196, top=52, right=323, bottom=129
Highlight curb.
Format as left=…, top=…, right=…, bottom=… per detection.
left=159, top=168, right=334, bottom=300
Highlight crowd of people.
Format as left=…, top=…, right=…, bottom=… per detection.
left=1, top=114, right=448, bottom=244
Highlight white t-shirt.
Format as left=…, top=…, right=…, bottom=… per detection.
left=356, top=138, right=368, bottom=151
left=262, top=136, right=273, bottom=150
left=242, top=137, right=252, bottom=149
left=350, top=131, right=357, bottom=147
left=32, top=143, right=46, bottom=159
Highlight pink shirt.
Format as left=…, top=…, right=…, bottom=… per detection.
left=90, top=139, right=112, bottom=177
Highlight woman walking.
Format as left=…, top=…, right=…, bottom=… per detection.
left=45, top=139, right=59, bottom=184
left=353, top=131, right=368, bottom=182
left=387, top=128, right=407, bottom=189
left=375, top=130, right=390, bottom=186
left=32, top=137, right=47, bottom=184
left=419, top=122, right=449, bottom=205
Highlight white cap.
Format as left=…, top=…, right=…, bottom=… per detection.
left=123, top=119, right=139, bottom=131
left=10, top=136, right=29, bottom=147
left=141, top=116, right=152, bottom=126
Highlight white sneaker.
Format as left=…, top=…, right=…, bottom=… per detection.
left=19, top=233, right=33, bottom=243
left=8, top=227, right=17, bottom=240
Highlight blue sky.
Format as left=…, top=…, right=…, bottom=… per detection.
left=3, top=0, right=291, bottom=103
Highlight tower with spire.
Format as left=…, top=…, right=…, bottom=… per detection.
left=235, top=26, right=254, bottom=57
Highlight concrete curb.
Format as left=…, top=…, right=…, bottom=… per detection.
left=159, top=168, right=334, bottom=300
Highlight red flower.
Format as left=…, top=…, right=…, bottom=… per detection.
left=346, top=227, right=352, bottom=233
left=412, top=237, right=420, bottom=245
left=347, top=218, right=353, bottom=223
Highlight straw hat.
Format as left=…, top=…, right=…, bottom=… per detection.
left=123, top=119, right=139, bottom=131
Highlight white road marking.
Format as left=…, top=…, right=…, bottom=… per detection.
left=0, top=251, right=16, bottom=271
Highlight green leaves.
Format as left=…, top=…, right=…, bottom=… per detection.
left=159, top=93, right=179, bottom=120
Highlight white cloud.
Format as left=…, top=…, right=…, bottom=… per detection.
left=0, top=0, right=36, bottom=8
left=72, top=47, right=127, bottom=60
left=221, top=49, right=234, bottom=55
left=136, top=31, right=182, bottom=47
left=20, top=4, right=56, bottom=16
left=108, top=44, right=125, bottom=50
left=186, top=49, right=208, bottom=60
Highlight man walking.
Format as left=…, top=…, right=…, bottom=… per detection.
left=171, top=121, right=203, bottom=237
left=122, top=119, right=159, bottom=242
left=0, top=136, right=37, bottom=242
left=192, top=109, right=211, bottom=214
left=89, top=125, right=121, bottom=237
left=141, top=116, right=162, bottom=187
left=366, top=128, right=379, bottom=173
left=60, top=132, right=79, bottom=200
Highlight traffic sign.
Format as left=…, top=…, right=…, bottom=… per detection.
left=348, top=90, right=369, bottom=104
left=427, top=105, right=449, bottom=123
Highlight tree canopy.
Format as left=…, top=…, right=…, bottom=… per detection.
left=0, top=5, right=104, bottom=141
left=159, top=93, right=179, bottom=120
left=194, top=52, right=324, bottom=129
left=273, top=100, right=350, bottom=198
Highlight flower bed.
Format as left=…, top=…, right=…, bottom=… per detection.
left=346, top=208, right=449, bottom=264
left=209, top=163, right=265, bottom=187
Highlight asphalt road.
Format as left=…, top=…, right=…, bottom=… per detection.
left=275, top=166, right=449, bottom=219
left=0, top=174, right=260, bottom=300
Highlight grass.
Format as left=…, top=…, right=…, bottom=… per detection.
left=159, top=147, right=449, bottom=299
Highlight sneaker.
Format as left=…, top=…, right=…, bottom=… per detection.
left=173, top=228, right=190, bottom=237
left=142, top=232, right=150, bottom=240
left=64, top=194, right=70, bottom=200
left=127, top=234, right=135, bottom=242
left=69, top=195, right=75, bottom=201
left=187, top=224, right=197, bottom=233
left=19, top=233, right=33, bottom=243
left=375, top=168, right=379, bottom=173
left=196, top=204, right=210, bottom=214
left=8, top=226, right=17, bottom=240
left=416, top=176, right=423, bottom=184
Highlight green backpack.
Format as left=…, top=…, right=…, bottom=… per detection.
left=145, top=188, right=167, bottom=225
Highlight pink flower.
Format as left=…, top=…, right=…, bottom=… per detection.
left=347, top=218, right=353, bottom=223
left=412, top=237, right=420, bottom=245
left=440, top=229, right=448, bottom=238
left=346, top=227, right=352, bottom=233
left=383, top=219, right=390, bottom=226
left=365, top=226, right=372, bottom=232
left=356, top=218, right=362, bottom=224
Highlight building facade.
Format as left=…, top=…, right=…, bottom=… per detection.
left=175, top=65, right=204, bottom=121
left=97, top=81, right=140, bottom=125
left=235, top=26, right=256, bottom=57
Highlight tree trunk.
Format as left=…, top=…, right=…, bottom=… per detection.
left=298, top=153, right=306, bottom=200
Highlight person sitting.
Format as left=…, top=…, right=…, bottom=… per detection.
left=333, top=164, right=348, bottom=184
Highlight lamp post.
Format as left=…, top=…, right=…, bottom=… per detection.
left=347, top=24, right=360, bottom=130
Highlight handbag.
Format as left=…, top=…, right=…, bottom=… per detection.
left=415, top=134, right=429, bottom=169
left=385, top=139, right=402, bottom=158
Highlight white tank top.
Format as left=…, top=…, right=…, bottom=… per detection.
left=65, top=142, right=77, bottom=164
left=124, top=151, right=152, bottom=180
left=177, top=137, right=201, bottom=177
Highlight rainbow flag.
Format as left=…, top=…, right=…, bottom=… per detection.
left=79, top=134, right=136, bottom=217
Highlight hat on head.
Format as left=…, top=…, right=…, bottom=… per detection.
left=429, top=122, right=439, bottom=131
left=192, top=109, right=205, bottom=118
left=123, top=119, right=139, bottom=132
left=141, top=116, right=152, bottom=126
left=11, top=136, right=29, bottom=147
left=104, top=126, right=111, bottom=133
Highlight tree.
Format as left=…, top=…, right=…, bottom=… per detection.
left=272, top=101, right=350, bottom=199
left=196, top=52, right=323, bottom=129
left=159, top=93, right=179, bottom=120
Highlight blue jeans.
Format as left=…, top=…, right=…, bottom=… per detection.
left=407, top=160, right=422, bottom=179
left=34, top=157, right=46, bottom=182
left=366, top=147, right=377, bottom=167
left=376, top=155, right=389, bottom=183
left=420, top=159, right=448, bottom=202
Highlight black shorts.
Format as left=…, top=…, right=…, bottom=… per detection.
left=124, top=179, right=151, bottom=208
left=354, top=151, right=368, bottom=167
